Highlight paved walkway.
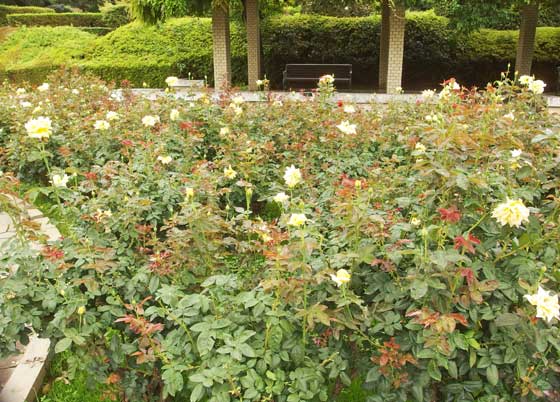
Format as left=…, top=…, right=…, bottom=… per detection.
left=0, top=196, right=60, bottom=249
left=0, top=195, right=57, bottom=400
left=124, top=88, right=560, bottom=111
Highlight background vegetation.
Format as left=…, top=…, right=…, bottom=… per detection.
left=0, top=11, right=558, bottom=89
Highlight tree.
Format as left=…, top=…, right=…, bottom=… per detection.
left=432, top=0, right=554, bottom=77
left=130, top=0, right=265, bottom=89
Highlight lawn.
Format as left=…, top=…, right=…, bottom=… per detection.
left=0, top=70, right=559, bottom=402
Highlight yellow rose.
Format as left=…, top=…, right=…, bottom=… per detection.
left=287, top=213, right=307, bottom=227
left=492, top=199, right=530, bottom=228
left=330, top=269, right=351, bottom=287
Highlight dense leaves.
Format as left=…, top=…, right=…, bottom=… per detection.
left=0, top=70, right=559, bottom=401
left=1, top=12, right=559, bottom=88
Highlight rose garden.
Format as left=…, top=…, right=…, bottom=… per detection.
left=0, top=1, right=560, bottom=402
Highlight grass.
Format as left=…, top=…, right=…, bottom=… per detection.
left=38, top=355, right=109, bottom=402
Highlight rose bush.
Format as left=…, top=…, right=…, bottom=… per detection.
left=0, top=70, right=559, bottom=401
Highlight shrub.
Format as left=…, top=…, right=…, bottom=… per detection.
left=78, top=26, right=112, bottom=36
left=0, top=70, right=559, bottom=402
left=6, top=12, right=106, bottom=27
left=80, top=18, right=247, bottom=87
left=263, top=12, right=560, bottom=89
left=0, top=5, right=53, bottom=25
left=0, top=26, right=95, bottom=80
left=100, top=3, right=131, bottom=29
left=0, top=12, right=559, bottom=88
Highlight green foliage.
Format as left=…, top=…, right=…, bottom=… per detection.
left=1, top=12, right=559, bottom=88
left=0, top=5, right=53, bottom=25
left=6, top=12, right=106, bottom=27
left=263, top=12, right=560, bottom=89
left=80, top=18, right=247, bottom=87
left=39, top=355, right=110, bottom=402
left=78, top=27, right=113, bottom=35
left=100, top=4, right=132, bottom=29
left=0, top=70, right=559, bottom=401
left=299, top=0, right=375, bottom=16
left=129, top=0, right=191, bottom=24
left=433, top=0, right=560, bottom=31
left=0, top=26, right=94, bottom=71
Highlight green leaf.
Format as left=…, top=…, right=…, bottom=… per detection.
left=427, top=361, right=441, bottom=381
left=477, top=356, right=491, bottom=369
left=468, top=338, right=480, bottom=350
left=162, top=367, right=184, bottom=397
left=365, top=367, right=380, bottom=383
left=411, top=384, right=424, bottom=401
left=54, top=337, right=72, bottom=353
left=494, top=313, right=520, bottom=327
left=447, top=361, right=458, bottom=379
left=504, top=347, right=517, bottom=364
left=196, top=333, right=214, bottom=356
left=340, top=372, right=351, bottom=386
left=410, top=280, right=428, bottom=299
left=535, top=332, right=547, bottom=352
left=416, top=349, right=436, bottom=359
left=190, top=384, right=204, bottom=402
left=287, top=394, right=300, bottom=402
left=469, top=349, right=477, bottom=368
left=486, top=364, right=499, bottom=386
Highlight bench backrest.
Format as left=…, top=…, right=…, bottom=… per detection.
left=285, top=64, right=352, bottom=78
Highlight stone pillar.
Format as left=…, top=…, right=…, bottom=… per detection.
left=378, top=0, right=390, bottom=91
left=385, top=0, right=406, bottom=94
left=515, top=2, right=539, bottom=77
left=212, top=5, right=232, bottom=90
left=246, top=0, right=262, bottom=91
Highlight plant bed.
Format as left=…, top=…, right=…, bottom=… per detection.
left=0, top=70, right=559, bottom=402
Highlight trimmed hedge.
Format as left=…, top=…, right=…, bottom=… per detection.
left=79, top=26, right=112, bottom=35
left=0, top=26, right=95, bottom=74
left=0, top=5, right=53, bottom=25
left=79, top=18, right=247, bottom=87
left=6, top=12, right=105, bottom=27
left=1, top=13, right=559, bottom=90
left=263, top=12, right=560, bottom=89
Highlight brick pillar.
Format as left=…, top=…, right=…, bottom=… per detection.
left=378, top=0, right=390, bottom=90
left=515, top=2, right=539, bottom=77
left=385, top=0, right=405, bottom=94
left=212, top=5, right=231, bottom=90
left=246, top=0, right=261, bottom=91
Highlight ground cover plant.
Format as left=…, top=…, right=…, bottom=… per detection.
left=0, top=70, right=559, bottom=401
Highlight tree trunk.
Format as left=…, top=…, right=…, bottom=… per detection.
left=515, top=1, right=539, bottom=77
left=246, top=0, right=261, bottom=90
left=212, top=4, right=232, bottom=90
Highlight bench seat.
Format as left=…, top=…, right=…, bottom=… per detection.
left=283, top=64, right=352, bottom=90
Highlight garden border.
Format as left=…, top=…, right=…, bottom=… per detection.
left=127, top=88, right=560, bottom=111
left=0, top=337, right=51, bottom=402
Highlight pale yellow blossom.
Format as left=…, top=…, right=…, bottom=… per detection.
left=525, top=286, right=560, bottom=322
left=492, top=199, right=530, bottom=228
left=25, top=116, right=52, bottom=139
left=330, top=269, right=351, bottom=287
left=284, top=165, right=302, bottom=188
left=287, top=213, right=308, bottom=227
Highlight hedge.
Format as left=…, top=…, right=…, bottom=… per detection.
left=6, top=12, right=105, bottom=27
left=0, top=26, right=95, bottom=73
left=263, top=12, right=560, bottom=89
left=0, top=13, right=559, bottom=89
left=0, top=5, right=53, bottom=25
left=78, top=26, right=112, bottom=35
